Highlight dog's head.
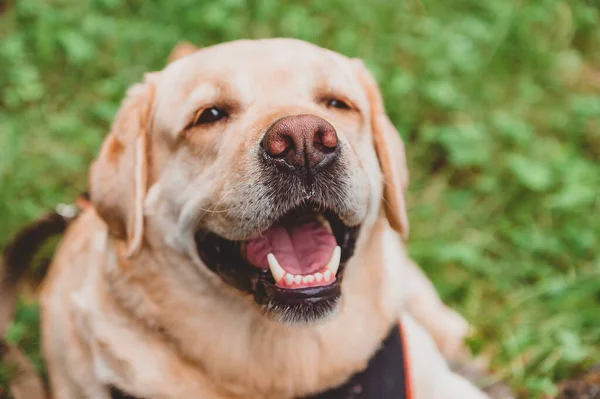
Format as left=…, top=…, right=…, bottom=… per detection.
left=90, top=39, right=409, bottom=324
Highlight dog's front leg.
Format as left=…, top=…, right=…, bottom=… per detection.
left=402, top=259, right=471, bottom=361
left=401, top=314, right=488, bottom=399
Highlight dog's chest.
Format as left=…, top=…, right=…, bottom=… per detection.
left=108, top=325, right=410, bottom=399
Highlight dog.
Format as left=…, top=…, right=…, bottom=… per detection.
left=33, top=38, right=491, bottom=398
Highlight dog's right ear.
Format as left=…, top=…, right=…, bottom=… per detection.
left=168, top=42, right=199, bottom=63
left=89, top=73, right=157, bottom=258
left=353, top=60, right=410, bottom=240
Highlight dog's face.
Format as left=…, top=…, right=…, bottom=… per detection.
left=90, top=39, right=409, bottom=324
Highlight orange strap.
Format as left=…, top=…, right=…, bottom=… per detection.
left=398, top=321, right=414, bottom=399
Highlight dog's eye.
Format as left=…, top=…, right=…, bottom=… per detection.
left=193, top=107, right=228, bottom=125
left=326, top=99, right=351, bottom=110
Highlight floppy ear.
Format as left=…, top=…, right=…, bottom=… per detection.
left=168, top=42, right=199, bottom=63
left=89, top=73, right=157, bottom=257
left=354, top=60, right=410, bottom=240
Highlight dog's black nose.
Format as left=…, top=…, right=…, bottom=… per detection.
left=262, top=114, right=339, bottom=173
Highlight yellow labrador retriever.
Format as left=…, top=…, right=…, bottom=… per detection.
left=40, top=39, right=488, bottom=398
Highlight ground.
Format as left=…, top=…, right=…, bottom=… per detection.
left=0, top=1, right=599, bottom=398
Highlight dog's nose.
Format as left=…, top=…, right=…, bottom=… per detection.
left=262, top=114, right=339, bottom=172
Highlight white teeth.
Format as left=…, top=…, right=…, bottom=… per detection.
left=284, top=274, right=295, bottom=285
left=325, top=246, right=341, bottom=276
left=267, top=253, right=286, bottom=283
left=269, top=246, right=340, bottom=287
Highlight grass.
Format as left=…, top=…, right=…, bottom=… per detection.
left=0, top=0, right=599, bottom=397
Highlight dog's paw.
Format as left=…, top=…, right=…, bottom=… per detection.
left=450, top=361, right=515, bottom=399
left=433, top=305, right=471, bottom=361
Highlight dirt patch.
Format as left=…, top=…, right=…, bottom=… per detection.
left=556, top=364, right=600, bottom=399
left=0, top=0, right=9, bottom=15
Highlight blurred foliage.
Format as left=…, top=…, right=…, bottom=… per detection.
left=0, top=0, right=599, bottom=397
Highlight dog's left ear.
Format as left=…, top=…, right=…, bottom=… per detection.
left=168, top=42, right=199, bottom=63
left=89, top=73, right=158, bottom=257
left=354, top=60, right=410, bottom=240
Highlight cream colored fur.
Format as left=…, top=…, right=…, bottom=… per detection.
left=41, top=39, right=487, bottom=399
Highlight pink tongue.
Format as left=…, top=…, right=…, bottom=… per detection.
left=245, top=220, right=337, bottom=275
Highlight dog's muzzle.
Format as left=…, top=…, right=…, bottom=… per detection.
left=194, top=114, right=362, bottom=324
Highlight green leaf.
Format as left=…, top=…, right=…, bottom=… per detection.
left=556, top=330, right=587, bottom=363
left=507, top=154, right=554, bottom=191
left=58, top=31, right=95, bottom=65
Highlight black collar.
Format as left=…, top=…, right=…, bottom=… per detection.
left=302, top=324, right=409, bottom=399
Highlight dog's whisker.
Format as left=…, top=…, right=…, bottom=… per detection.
left=195, top=206, right=230, bottom=214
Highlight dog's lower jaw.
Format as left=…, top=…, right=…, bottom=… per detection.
left=259, top=295, right=342, bottom=326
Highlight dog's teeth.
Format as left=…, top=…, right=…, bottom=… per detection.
left=269, top=249, right=339, bottom=287
left=325, top=246, right=341, bottom=276
left=267, top=253, right=286, bottom=283
left=284, top=274, right=294, bottom=286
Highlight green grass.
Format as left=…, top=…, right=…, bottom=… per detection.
left=1, top=0, right=599, bottom=397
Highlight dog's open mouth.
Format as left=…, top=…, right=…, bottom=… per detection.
left=194, top=203, right=360, bottom=322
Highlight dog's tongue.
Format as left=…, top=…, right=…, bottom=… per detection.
left=245, top=219, right=337, bottom=275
